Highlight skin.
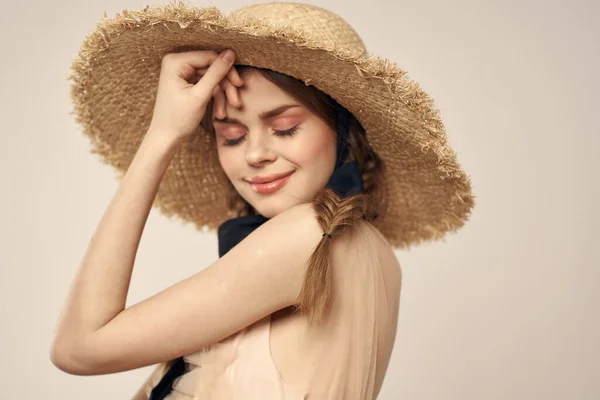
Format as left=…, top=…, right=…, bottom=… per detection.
left=213, top=70, right=338, bottom=218
left=49, top=50, right=330, bottom=379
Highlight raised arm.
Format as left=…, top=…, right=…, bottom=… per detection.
left=49, top=129, right=179, bottom=371
left=50, top=49, right=246, bottom=373
left=50, top=49, right=325, bottom=377
left=51, top=184, right=321, bottom=375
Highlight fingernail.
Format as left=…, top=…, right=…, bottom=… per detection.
left=221, top=50, right=234, bottom=63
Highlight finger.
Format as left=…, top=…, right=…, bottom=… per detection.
left=213, top=88, right=227, bottom=120
left=218, top=89, right=228, bottom=120
left=191, top=50, right=236, bottom=102
left=227, top=66, right=244, bottom=87
left=190, top=72, right=201, bottom=85
left=196, top=68, right=242, bottom=93
left=163, top=50, right=219, bottom=71
left=162, top=50, right=219, bottom=83
left=196, top=65, right=242, bottom=86
left=220, top=79, right=242, bottom=108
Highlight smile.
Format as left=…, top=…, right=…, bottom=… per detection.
left=248, top=171, right=294, bottom=194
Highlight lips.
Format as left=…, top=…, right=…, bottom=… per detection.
left=247, top=171, right=294, bottom=194
left=247, top=170, right=295, bottom=184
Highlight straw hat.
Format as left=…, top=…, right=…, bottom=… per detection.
left=68, top=0, right=475, bottom=248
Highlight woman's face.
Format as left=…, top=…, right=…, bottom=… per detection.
left=214, top=71, right=337, bottom=218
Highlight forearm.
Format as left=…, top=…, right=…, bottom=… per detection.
left=53, top=130, right=179, bottom=344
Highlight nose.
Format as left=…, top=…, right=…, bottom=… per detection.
left=245, top=130, right=276, bottom=166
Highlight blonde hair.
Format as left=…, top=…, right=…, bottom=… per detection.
left=201, top=66, right=386, bottom=326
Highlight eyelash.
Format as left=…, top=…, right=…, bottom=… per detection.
left=222, top=126, right=299, bottom=147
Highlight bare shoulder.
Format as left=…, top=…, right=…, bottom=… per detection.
left=265, top=201, right=322, bottom=237
left=253, top=202, right=323, bottom=260
left=260, top=204, right=402, bottom=288
left=219, top=202, right=324, bottom=304
left=275, top=205, right=401, bottom=272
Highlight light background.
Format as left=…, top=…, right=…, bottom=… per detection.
left=1, top=0, right=598, bottom=398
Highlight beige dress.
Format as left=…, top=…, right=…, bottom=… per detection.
left=138, top=221, right=402, bottom=400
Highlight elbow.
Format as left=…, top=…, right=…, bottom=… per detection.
left=49, top=344, right=76, bottom=375
left=49, top=336, right=96, bottom=376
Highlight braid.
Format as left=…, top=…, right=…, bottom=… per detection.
left=201, top=66, right=386, bottom=326
left=293, top=112, right=385, bottom=326
left=293, top=188, right=367, bottom=326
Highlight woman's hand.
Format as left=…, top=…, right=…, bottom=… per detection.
left=147, top=49, right=243, bottom=146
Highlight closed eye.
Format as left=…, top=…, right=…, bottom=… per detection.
left=273, top=125, right=299, bottom=137
left=222, top=125, right=299, bottom=147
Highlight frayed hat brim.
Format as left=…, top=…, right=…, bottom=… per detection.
left=69, top=1, right=475, bottom=248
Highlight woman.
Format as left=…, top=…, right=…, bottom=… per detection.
left=51, top=2, right=474, bottom=399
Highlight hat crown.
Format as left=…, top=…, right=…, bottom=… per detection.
left=69, top=2, right=474, bottom=248
left=229, top=2, right=366, bottom=52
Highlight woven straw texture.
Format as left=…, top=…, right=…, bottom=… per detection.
left=68, top=0, right=475, bottom=248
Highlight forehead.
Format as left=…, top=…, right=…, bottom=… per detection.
left=233, top=71, right=299, bottom=112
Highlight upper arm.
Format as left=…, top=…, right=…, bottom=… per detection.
left=57, top=203, right=323, bottom=375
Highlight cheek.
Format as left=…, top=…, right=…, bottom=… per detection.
left=217, top=146, right=243, bottom=180
left=290, top=125, right=336, bottom=165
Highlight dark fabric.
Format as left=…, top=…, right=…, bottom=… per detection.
left=217, top=160, right=364, bottom=258
left=218, top=103, right=361, bottom=258
left=148, top=103, right=364, bottom=399
left=148, top=357, right=185, bottom=400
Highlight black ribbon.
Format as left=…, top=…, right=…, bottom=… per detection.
left=217, top=160, right=363, bottom=257
left=149, top=103, right=364, bottom=399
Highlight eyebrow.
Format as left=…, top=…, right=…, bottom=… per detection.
left=212, top=104, right=301, bottom=125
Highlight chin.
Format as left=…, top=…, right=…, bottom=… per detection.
left=250, top=198, right=298, bottom=219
